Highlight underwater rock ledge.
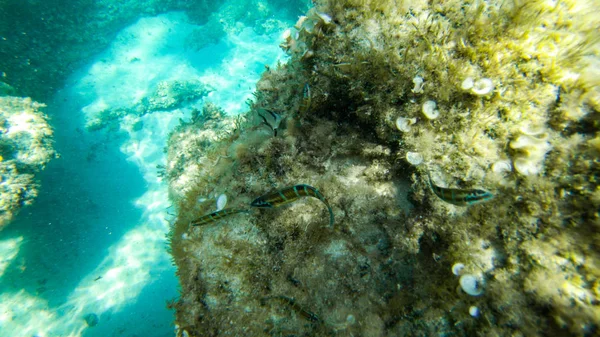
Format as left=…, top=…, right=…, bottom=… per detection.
left=0, top=96, right=55, bottom=229
left=166, top=1, right=600, bottom=336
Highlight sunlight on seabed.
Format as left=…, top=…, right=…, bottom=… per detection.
left=0, top=185, right=171, bottom=337
left=0, top=237, right=23, bottom=277
left=0, top=10, right=288, bottom=337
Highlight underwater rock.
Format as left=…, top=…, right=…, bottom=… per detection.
left=85, top=79, right=211, bottom=132
left=184, top=17, right=226, bottom=51
left=143, top=80, right=210, bottom=113
left=166, top=1, right=600, bottom=336
left=0, top=96, right=55, bottom=229
left=83, top=313, right=99, bottom=327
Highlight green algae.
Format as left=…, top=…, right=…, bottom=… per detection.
left=167, top=1, right=600, bottom=336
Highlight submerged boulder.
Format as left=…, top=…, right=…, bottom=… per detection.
left=0, top=96, right=55, bottom=229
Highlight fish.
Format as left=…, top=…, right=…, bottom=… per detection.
left=257, top=108, right=282, bottom=136
left=190, top=208, right=251, bottom=226
left=250, top=184, right=334, bottom=227
left=427, top=172, right=493, bottom=206
left=298, top=83, right=311, bottom=115
left=94, top=276, right=102, bottom=281
left=261, top=295, right=320, bottom=323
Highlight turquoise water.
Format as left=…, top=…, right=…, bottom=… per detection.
left=0, top=1, right=307, bottom=336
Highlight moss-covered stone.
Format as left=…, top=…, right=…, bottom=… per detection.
left=167, top=1, right=600, bottom=336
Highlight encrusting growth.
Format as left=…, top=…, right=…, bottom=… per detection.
left=166, top=1, right=600, bottom=336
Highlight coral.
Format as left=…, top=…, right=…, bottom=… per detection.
left=0, top=96, right=55, bottom=229
left=166, top=1, right=600, bottom=336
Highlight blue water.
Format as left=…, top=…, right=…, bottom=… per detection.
left=0, top=3, right=305, bottom=336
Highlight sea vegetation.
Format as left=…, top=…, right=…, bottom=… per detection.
left=166, top=0, right=600, bottom=336
left=0, top=96, right=55, bottom=229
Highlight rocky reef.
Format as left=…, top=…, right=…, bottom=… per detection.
left=0, top=96, right=55, bottom=229
left=166, top=0, right=600, bottom=336
left=85, top=79, right=211, bottom=132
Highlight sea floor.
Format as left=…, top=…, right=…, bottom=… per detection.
left=0, top=11, right=287, bottom=337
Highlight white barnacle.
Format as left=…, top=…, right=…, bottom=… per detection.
left=317, top=12, right=332, bottom=24
left=471, top=78, right=494, bottom=96
left=510, top=134, right=547, bottom=149
left=412, top=75, right=424, bottom=94
left=461, top=77, right=474, bottom=91
left=513, top=158, right=541, bottom=176
left=520, top=124, right=547, bottom=137
left=510, top=131, right=551, bottom=176
left=406, top=152, right=423, bottom=166
left=294, top=16, right=307, bottom=30
left=452, top=263, right=465, bottom=276
left=395, top=117, right=416, bottom=132
left=459, top=274, right=484, bottom=296
left=422, top=100, right=439, bottom=120
left=492, top=160, right=512, bottom=174
left=469, top=306, right=480, bottom=318
left=216, top=194, right=227, bottom=211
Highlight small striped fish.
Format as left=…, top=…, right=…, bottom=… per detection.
left=298, top=83, right=311, bottom=115
left=428, top=173, right=493, bottom=206
left=190, top=208, right=250, bottom=226
left=250, top=184, right=334, bottom=227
